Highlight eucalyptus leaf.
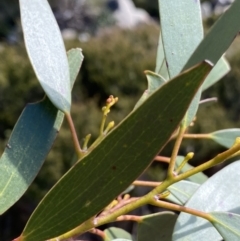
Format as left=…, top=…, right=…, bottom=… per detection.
left=182, top=90, right=201, bottom=127
left=165, top=180, right=200, bottom=205
left=210, top=211, right=240, bottom=240
left=134, top=71, right=166, bottom=109
left=175, top=156, right=208, bottom=184
left=159, top=0, right=203, bottom=78
left=20, top=0, right=71, bottom=113
left=155, top=32, right=170, bottom=80
left=202, top=56, right=230, bottom=91
left=104, top=227, right=132, bottom=241
left=67, top=48, right=84, bottom=86
left=159, top=0, right=203, bottom=127
left=210, top=129, right=240, bottom=148
left=181, top=0, right=240, bottom=127
left=183, top=0, right=240, bottom=69
left=138, top=212, right=178, bottom=241
left=0, top=49, right=82, bottom=215
left=20, top=62, right=212, bottom=241
left=173, top=161, right=240, bottom=241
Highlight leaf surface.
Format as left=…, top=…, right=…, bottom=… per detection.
left=134, top=71, right=165, bottom=109
left=159, top=0, right=203, bottom=127
left=104, top=227, right=132, bottom=241
left=210, top=128, right=240, bottom=148
left=20, top=62, right=212, bottom=241
left=202, top=56, right=230, bottom=91
left=165, top=180, right=199, bottom=205
left=0, top=49, right=82, bottom=215
left=137, top=212, right=177, bottom=241
left=155, top=32, right=169, bottom=80
left=173, top=161, right=240, bottom=241
left=20, top=0, right=71, bottom=113
left=159, top=0, right=203, bottom=78
left=183, top=0, right=240, bottom=69
left=181, top=0, right=240, bottom=126
left=210, top=211, right=240, bottom=240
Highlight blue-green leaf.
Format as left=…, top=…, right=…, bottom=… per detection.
left=104, top=227, right=132, bottom=241
left=183, top=0, right=240, bottom=69
left=159, top=0, right=203, bottom=127
left=165, top=180, right=200, bottom=205
left=134, top=71, right=166, bottom=109
left=173, top=161, right=240, bottom=241
left=138, top=212, right=177, bottom=241
left=0, top=49, right=82, bottom=215
left=159, top=0, right=203, bottom=78
left=155, top=32, right=169, bottom=80
left=210, top=211, right=240, bottom=240
left=210, top=129, right=240, bottom=148
left=20, top=0, right=71, bottom=113
left=202, top=56, right=230, bottom=91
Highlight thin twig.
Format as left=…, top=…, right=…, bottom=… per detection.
left=65, top=113, right=84, bottom=158
left=167, top=125, right=186, bottom=178
left=154, top=156, right=170, bottom=163
left=133, top=180, right=161, bottom=187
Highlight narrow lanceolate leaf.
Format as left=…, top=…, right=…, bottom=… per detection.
left=175, top=156, right=208, bottom=184
left=20, top=0, right=71, bottom=113
left=202, top=56, right=230, bottom=91
left=180, top=0, right=240, bottom=126
left=20, top=62, right=212, bottom=241
left=138, top=212, right=178, bottom=241
left=104, top=227, right=132, bottom=241
left=0, top=49, right=82, bottom=215
left=165, top=180, right=199, bottom=205
left=173, top=161, right=240, bottom=241
left=159, top=0, right=203, bottom=78
left=134, top=71, right=166, bottom=109
left=183, top=0, right=240, bottom=70
left=210, top=211, right=240, bottom=240
left=159, top=0, right=203, bottom=127
left=0, top=99, right=63, bottom=215
left=210, top=129, right=240, bottom=148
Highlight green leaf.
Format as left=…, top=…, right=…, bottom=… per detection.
left=181, top=0, right=240, bottom=127
left=0, top=49, right=82, bottom=215
left=20, top=0, right=71, bottom=113
left=165, top=180, right=200, bottom=205
left=175, top=156, right=208, bottom=184
left=210, top=129, right=240, bottom=148
left=155, top=32, right=169, bottom=80
left=182, top=90, right=202, bottom=128
left=104, top=227, right=132, bottom=241
left=67, top=48, right=84, bottom=86
left=159, top=0, right=203, bottom=78
left=159, top=0, right=203, bottom=127
left=134, top=71, right=166, bottom=109
left=138, top=212, right=178, bottom=241
left=173, top=161, right=240, bottom=241
left=202, top=56, right=230, bottom=91
left=210, top=211, right=240, bottom=240
left=20, top=62, right=212, bottom=241
left=183, top=0, right=240, bottom=69
left=0, top=99, right=63, bottom=215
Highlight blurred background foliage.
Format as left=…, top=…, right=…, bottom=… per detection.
left=0, top=0, right=239, bottom=240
